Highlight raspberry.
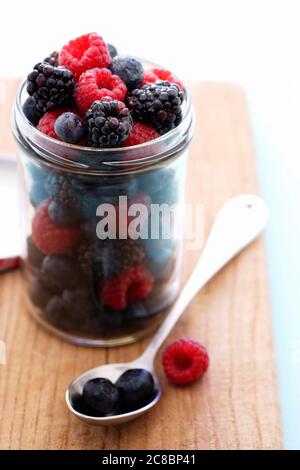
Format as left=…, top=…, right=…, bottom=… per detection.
left=124, top=122, right=159, bottom=146
left=86, top=99, right=132, bottom=147
left=75, top=68, right=127, bottom=112
left=44, top=51, right=59, bottom=67
left=98, top=265, right=153, bottom=311
left=45, top=173, right=85, bottom=223
left=162, top=338, right=209, bottom=385
left=59, top=33, right=111, bottom=79
left=127, top=81, right=184, bottom=134
left=27, top=63, right=74, bottom=114
left=143, top=68, right=183, bottom=90
left=37, top=109, right=67, bottom=139
left=110, top=56, right=144, bottom=90
left=32, top=200, right=80, bottom=255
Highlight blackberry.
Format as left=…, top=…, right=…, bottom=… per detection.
left=101, top=239, right=145, bottom=278
left=44, top=51, right=59, bottom=67
left=45, top=173, right=84, bottom=218
left=110, top=56, right=144, bottom=90
left=27, top=62, right=74, bottom=114
left=127, top=81, right=184, bottom=134
left=76, top=239, right=104, bottom=278
left=86, top=99, right=132, bottom=148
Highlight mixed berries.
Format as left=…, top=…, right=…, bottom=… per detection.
left=74, top=339, right=209, bottom=418
left=23, top=33, right=187, bottom=338
left=75, top=368, right=156, bottom=417
left=23, top=32, right=185, bottom=147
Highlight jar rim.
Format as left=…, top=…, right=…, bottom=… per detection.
left=12, top=62, right=195, bottom=174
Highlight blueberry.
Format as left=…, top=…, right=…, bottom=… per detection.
left=71, top=393, right=104, bottom=417
left=45, top=295, right=66, bottom=328
left=144, top=238, right=175, bottom=263
left=108, top=43, right=118, bottom=59
left=26, top=163, right=49, bottom=207
left=110, top=56, right=144, bottom=90
left=116, top=369, right=155, bottom=406
left=81, top=177, right=138, bottom=218
left=146, top=255, right=175, bottom=282
left=48, top=199, right=80, bottom=225
left=22, top=96, right=42, bottom=126
left=62, top=288, right=97, bottom=324
left=44, top=287, right=97, bottom=332
left=83, top=378, right=120, bottom=415
left=138, top=168, right=179, bottom=205
left=54, top=112, right=85, bottom=144
left=26, top=162, right=48, bottom=185
left=40, top=255, right=80, bottom=293
left=124, top=302, right=149, bottom=320
left=28, top=278, right=52, bottom=308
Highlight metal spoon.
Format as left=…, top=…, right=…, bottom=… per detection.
left=66, top=194, right=268, bottom=425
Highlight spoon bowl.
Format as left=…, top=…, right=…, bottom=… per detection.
left=66, top=361, right=162, bottom=425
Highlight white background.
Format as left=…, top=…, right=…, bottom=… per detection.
left=1, top=0, right=300, bottom=449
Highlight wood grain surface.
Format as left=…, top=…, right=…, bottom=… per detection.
left=0, top=80, right=282, bottom=450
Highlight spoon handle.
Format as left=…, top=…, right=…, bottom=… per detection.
left=138, top=195, right=268, bottom=366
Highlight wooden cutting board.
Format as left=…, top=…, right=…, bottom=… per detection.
left=0, top=80, right=282, bottom=450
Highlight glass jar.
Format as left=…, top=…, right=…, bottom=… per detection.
left=12, top=71, right=195, bottom=347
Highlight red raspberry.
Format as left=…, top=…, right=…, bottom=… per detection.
left=162, top=338, right=209, bottom=385
left=37, top=109, right=67, bottom=139
left=32, top=200, right=80, bottom=255
left=98, top=265, right=153, bottom=311
left=75, top=68, right=127, bottom=112
left=143, top=68, right=184, bottom=90
left=59, top=33, right=111, bottom=79
left=124, top=123, right=159, bottom=147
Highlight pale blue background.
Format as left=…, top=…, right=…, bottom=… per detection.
left=1, top=0, right=299, bottom=449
